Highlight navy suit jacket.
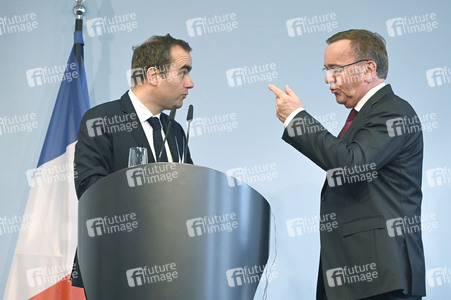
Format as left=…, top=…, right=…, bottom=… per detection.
left=71, top=91, right=193, bottom=288
left=74, top=91, right=193, bottom=198
left=282, top=85, right=425, bottom=300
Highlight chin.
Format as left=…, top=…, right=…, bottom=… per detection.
left=335, top=97, right=346, bottom=106
left=170, top=102, right=183, bottom=109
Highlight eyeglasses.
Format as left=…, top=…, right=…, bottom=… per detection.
left=322, top=59, right=369, bottom=76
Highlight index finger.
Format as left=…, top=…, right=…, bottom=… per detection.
left=268, top=84, right=285, bottom=97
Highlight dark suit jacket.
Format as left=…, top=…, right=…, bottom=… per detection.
left=282, top=85, right=425, bottom=300
left=71, top=91, right=193, bottom=288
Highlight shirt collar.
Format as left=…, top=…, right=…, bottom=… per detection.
left=128, top=89, right=160, bottom=123
left=353, top=82, right=386, bottom=112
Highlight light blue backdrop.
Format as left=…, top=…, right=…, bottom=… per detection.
left=1, top=0, right=450, bottom=299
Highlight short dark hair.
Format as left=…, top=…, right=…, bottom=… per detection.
left=131, top=34, right=191, bottom=75
left=327, top=29, right=388, bottom=79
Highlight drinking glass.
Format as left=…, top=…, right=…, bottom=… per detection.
left=128, top=147, right=148, bottom=167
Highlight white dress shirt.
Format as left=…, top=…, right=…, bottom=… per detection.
left=128, top=90, right=173, bottom=162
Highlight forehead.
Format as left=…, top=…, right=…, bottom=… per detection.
left=169, top=45, right=192, bottom=68
left=324, top=39, right=355, bottom=65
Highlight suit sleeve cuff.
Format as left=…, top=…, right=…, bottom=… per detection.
left=284, top=107, right=305, bottom=128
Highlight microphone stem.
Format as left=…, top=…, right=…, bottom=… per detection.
left=184, top=120, right=192, bottom=163
left=158, top=122, right=172, bottom=162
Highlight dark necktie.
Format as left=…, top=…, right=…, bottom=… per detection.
left=148, top=117, right=168, bottom=162
left=339, top=109, right=358, bottom=140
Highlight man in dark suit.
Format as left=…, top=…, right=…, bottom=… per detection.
left=71, top=34, right=194, bottom=289
left=269, top=29, right=425, bottom=300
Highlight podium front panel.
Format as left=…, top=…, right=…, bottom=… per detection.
left=78, top=163, right=270, bottom=300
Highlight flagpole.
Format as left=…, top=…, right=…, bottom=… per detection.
left=3, top=1, right=91, bottom=298
left=73, top=0, right=86, bottom=65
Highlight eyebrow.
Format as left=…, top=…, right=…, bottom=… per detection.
left=180, top=64, right=192, bottom=72
left=324, top=64, right=340, bottom=68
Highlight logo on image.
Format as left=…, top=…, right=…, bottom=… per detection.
left=426, top=67, right=451, bottom=87
left=427, top=267, right=451, bottom=288
left=426, top=167, right=451, bottom=187
left=126, top=68, right=147, bottom=87
left=387, top=213, right=438, bottom=238
left=126, top=164, right=178, bottom=187
left=386, top=112, right=440, bottom=136
left=326, top=263, right=379, bottom=287
left=287, top=212, right=338, bottom=237
left=186, top=13, right=238, bottom=37
left=186, top=213, right=238, bottom=237
left=226, top=63, right=278, bottom=87
left=26, top=63, right=79, bottom=87
left=189, top=113, right=238, bottom=137
left=126, top=263, right=178, bottom=287
left=0, top=13, right=38, bottom=36
left=86, top=13, right=138, bottom=37
left=286, top=13, right=338, bottom=37
left=86, top=113, right=139, bottom=137
left=86, top=213, right=138, bottom=237
left=386, top=116, right=422, bottom=137
left=26, top=263, right=74, bottom=288
left=26, top=163, right=77, bottom=187
left=226, top=264, right=271, bottom=287
left=287, top=116, right=327, bottom=137
left=226, top=163, right=278, bottom=187
left=386, top=13, right=438, bottom=37
left=326, top=163, right=378, bottom=187
left=0, top=113, right=38, bottom=136
left=0, top=213, right=35, bottom=236
left=126, top=63, right=180, bottom=87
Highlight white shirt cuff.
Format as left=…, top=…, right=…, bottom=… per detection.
left=284, top=107, right=305, bottom=128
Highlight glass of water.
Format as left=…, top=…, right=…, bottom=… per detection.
left=128, top=147, right=148, bottom=167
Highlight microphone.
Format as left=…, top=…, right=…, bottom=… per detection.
left=157, top=106, right=176, bottom=162
left=183, top=105, right=194, bottom=163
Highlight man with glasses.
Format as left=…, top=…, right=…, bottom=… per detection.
left=269, top=29, right=425, bottom=300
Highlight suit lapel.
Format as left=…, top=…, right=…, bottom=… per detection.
left=119, top=92, right=155, bottom=163
left=324, top=85, right=395, bottom=199
left=343, top=85, right=394, bottom=142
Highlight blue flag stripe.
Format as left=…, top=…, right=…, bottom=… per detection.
left=37, top=32, right=90, bottom=167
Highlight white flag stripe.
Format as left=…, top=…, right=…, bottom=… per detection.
left=3, top=142, right=78, bottom=300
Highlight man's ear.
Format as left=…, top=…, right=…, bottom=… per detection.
left=146, top=67, right=159, bottom=86
left=365, top=60, right=378, bottom=81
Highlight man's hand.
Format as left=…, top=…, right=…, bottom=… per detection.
left=268, top=84, right=303, bottom=123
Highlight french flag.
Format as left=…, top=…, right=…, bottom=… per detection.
left=3, top=27, right=89, bottom=299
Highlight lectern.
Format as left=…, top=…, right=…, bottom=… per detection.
left=78, top=163, right=270, bottom=300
